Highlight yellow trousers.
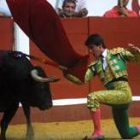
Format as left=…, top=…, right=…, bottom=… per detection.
left=87, top=81, right=132, bottom=111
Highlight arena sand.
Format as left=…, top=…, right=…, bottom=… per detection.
left=5, top=117, right=140, bottom=140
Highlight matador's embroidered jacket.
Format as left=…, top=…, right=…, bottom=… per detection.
left=66, top=47, right=140, bottom=87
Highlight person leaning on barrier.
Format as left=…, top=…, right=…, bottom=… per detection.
left=58, top=0, right=88, bottom=18
left=0, top=11, right=11, bottom=18
left=58, top=0, right=76, bottom=18
left=103, top=0, right=138, bottom=17
left=0, top=0, right=12, bottom=18
left=60, top=34, right=140, bottom=140
left=0, top=11, right=5, bottom=17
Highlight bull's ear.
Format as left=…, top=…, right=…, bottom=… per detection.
left=30, top=69, right=58, bottom=82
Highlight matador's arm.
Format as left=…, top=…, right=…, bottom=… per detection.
left=122, top=43, right=140, bottom=62
left=62, top=63, right=97, bottom=85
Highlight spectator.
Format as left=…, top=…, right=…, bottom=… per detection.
left=58, top=0, right=76, bottom=18
left=0, top=0, right=12, bottom=18
left=103, top=0, right=138, bottom=17
left=58, top=0, right=88, bottom=18
left=0, top=11, right=5, bottom=17
left=0, top=11, right=11, bottom=18
left=132, top=0, right=140, bottom=16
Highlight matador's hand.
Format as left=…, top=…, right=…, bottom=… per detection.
left=128, top=43, right=140, bottom=54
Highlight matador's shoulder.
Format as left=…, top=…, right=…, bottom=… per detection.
left=109, top=47, right=125, bottom=55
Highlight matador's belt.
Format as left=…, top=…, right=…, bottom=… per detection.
left=105, top=77, right=128, bottom=89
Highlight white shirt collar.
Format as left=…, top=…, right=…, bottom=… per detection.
left=102, top=49, right=107, bottom=58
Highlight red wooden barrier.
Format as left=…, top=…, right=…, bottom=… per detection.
left=0, top=18, right=14, bottom=50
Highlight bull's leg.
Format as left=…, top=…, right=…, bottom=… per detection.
left=0, top=102, right=19, bottom=140
left=22, top=104, right=34, bottom=140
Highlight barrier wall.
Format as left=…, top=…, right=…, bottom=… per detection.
left=0, top=18, right=14, bottom=50
left=0, top=17, right=140, bottom=124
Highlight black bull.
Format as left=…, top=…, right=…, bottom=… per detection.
left=0, top=50, right=58, bottom=140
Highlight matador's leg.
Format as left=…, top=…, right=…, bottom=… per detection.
left=87, top=89, right=132, bottom=111
left=112, top=106, right=140, bottom=139
left=87, top=88, right=140, bottom=139
left=86, top=85, right=132, bottom=139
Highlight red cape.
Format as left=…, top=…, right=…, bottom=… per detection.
left=6, top=0, right=89, bottom=82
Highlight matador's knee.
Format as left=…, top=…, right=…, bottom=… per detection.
left=87, top=93, right=100, bottom=111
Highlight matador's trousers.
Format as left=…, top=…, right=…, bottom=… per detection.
left=87, top=81, right=139, bottom=138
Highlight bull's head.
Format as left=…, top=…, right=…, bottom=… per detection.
left=28, top=67, right=59, bottom=110
left=30, top=69, right=59, bottom=83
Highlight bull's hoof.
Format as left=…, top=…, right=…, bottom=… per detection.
left=0, top=135, right=6, bottom=140
left=26, top=134, right=34, bottom=140
left=26, top=126, right=34, bottom=140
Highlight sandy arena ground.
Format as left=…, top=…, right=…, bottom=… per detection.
left=3, top=117, right=140, bottom=140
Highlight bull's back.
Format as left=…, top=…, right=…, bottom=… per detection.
left=0, top=51, right=32, bottom=81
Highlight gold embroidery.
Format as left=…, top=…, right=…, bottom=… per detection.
left=87, top=82, right=132, bottom=111
left=114, top=66, right=120, bottom=70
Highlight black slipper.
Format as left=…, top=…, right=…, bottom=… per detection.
left=83, top=135, right=105, bottom=140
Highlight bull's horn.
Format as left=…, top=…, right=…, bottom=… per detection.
left=30, top=69, right=59, bottom=82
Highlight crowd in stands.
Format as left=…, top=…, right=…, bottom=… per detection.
left=57, top=0, right=138, bottom=18
left=0, top=0, right=139, bottom=18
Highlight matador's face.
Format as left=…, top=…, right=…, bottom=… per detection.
left=88, top=45, right=103, bottom=59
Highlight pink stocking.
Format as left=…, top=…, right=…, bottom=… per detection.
left=90, top=108, right=103, bottom=137
left=136, top=125, right=140, bottom=133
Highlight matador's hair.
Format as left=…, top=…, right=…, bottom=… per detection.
left=85, top=34, right=106, bottom=49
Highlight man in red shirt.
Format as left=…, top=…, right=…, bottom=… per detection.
left=103, top=0, right=138, bottom=17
